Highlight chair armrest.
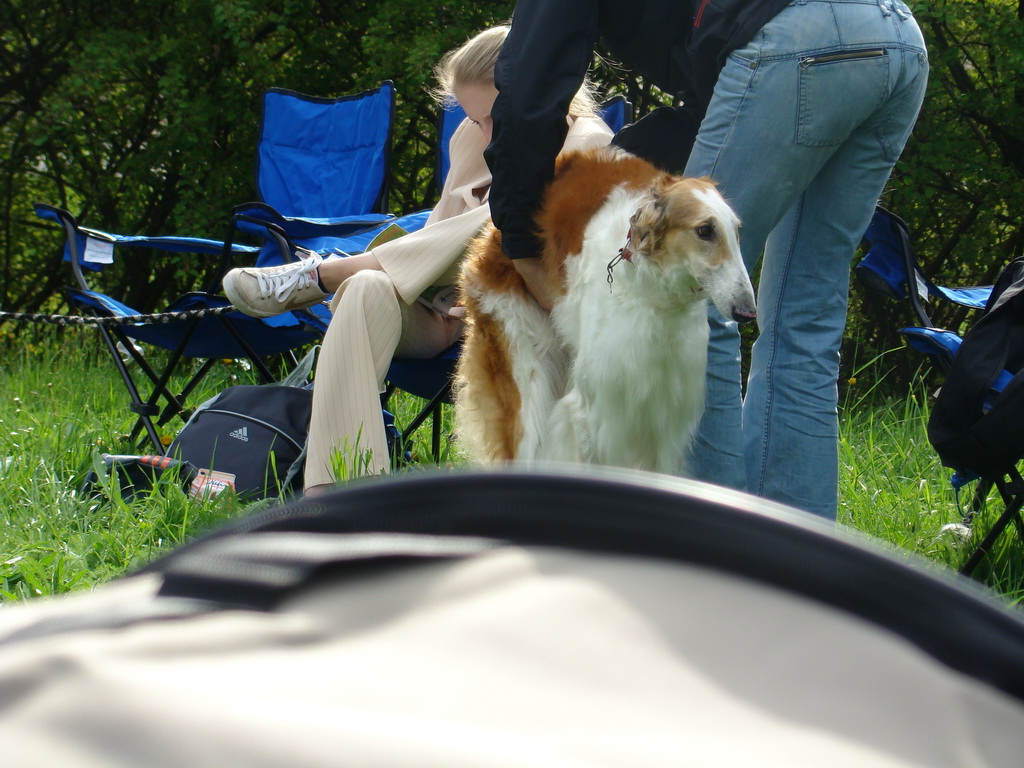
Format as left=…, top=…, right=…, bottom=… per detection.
left=34, top=202, right=258, bottom=293
left=900, top=326, right=1012, bottom=405
left=227, top=203, right=432, bottom=267
left=230, top=201, right=395, bottom=241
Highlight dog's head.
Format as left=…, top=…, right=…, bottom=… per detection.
left=625, top=175, right=756, bottom=323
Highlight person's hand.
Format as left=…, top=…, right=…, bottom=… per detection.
left=513, top=257, right=559, bottom=311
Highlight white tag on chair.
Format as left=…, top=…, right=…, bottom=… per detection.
left=914, top=272, right=930, bottom=301
left=83, top=236, right=115, bottom=264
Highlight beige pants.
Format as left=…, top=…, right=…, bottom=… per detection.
left=304, top=270, right=463, bottom=488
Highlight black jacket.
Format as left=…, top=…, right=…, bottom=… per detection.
left=485, top=0, right=791, bottom=260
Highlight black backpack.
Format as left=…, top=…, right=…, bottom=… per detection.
left=168, top=384, right=312, bottom=499
left=928, top=256, right=1024, bottom=478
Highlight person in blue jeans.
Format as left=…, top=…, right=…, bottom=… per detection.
left=484, top=0, right=928, bottom=519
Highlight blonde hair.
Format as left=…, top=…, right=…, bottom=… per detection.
left=432, top=25, right=598, bottom=119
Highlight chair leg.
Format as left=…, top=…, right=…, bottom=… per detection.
left=216, top=314, right=277, bottom=383
left=97, top=326, right=164, bottom=453
left=112, top=318, right=202, bottom=450
left=156, top=357, right=220, bottom=427
left=960, top=469, right=1024, bottom=577
left=431, top=401, right=443, bottom=462
left=399, top=383, right=452, bottom=465
left=91, top=316, right=194, bottom=453
left=101, top=316, right=229, bottom=452
left=962, top=478, right=992, bottom=527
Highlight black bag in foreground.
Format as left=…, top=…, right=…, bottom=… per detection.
left=167, top=384, right=312, bottom=500
left=928, top=256, right=1024, bottom=478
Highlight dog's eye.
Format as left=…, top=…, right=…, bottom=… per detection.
left=696, top=224, right=715, bottom=241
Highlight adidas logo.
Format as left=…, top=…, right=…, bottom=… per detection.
left=228, top=427, right=249, bottom=442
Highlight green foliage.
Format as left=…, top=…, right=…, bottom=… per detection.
left=2, top=0, right=1022, bottom=397
left=0, top=0, right=515, bottom=316
left=0, top=333, right=470, bottom=599
left=0, top=338, right=258, bottom=598
left=3, top=335, right=1023, bottom=602
left=839, top=381, right=1024, bottom=602
left=846, top=0, right=1024, bottom=392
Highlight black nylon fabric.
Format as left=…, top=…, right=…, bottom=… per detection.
left=928, top=257, right=1024, bottom=478
left=167, top=384, right=311, bottom=499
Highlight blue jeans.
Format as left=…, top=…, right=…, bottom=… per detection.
left=684, top=0, right=928, bottom=518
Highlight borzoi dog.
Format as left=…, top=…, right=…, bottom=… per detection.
left=455, top=145, right=756, bottom=474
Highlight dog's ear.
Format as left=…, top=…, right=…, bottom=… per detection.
left=628, top=174, right=675, bottom=256
left=656, top=173, right=679, bottom=192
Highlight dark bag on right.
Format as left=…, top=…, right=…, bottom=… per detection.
left=928, top=256, right=1024, bottom=478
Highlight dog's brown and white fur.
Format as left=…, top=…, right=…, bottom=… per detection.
left=455, top=146, right=756, bottom=474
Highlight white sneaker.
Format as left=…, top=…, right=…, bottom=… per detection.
left=222, top=250, right=329, bottom=318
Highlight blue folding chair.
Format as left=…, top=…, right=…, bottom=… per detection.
left=856, top=207, right=990, bottom=333
left=598, top=94, right=633, bottom=133
left=855, top=206, right=1024, bottom=575
left=34, top=203, right=326, bottom=452
left=229, top=84, right=407, bottom=261
left=226, top=83, right=433, bottom=334
left=856, top=206, right=993, bottom=379
left=34, top=85, right=412, bottom=452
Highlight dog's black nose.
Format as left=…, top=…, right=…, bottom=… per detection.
left=732, top=308, right=756, bottom=324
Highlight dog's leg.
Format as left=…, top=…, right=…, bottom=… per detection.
left=456, top=219, right=570, bottom=464
left=464, top=286, right=569, bottom=460
left=515, top=326, right=570, bottom=464
left=453, top=307, right=522, bottom=463
left=543, top=390, right=587, bottom=464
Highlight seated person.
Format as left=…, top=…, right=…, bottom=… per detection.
left=223, top=25, right=612, bottom=494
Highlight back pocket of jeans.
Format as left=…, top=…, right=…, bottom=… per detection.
left=796, top=49, right=889, bottom=147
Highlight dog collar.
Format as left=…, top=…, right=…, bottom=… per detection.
left=620, top=228, right=633, bottom=262
left=606, top=228, right=634, bottom=289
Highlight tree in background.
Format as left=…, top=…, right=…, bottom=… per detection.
left=2, top=0, right=1022, bottom=399
left=846, top=0, right=1024, bottom=390
left=0, top=0, right=513, bottom=315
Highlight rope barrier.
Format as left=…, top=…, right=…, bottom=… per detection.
left=0, top=305, right=240, bottom=328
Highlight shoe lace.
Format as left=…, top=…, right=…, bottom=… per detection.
left=256, top=253, right=321, bottom=302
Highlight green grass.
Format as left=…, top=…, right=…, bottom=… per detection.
left=839, top=382, right=1024, bottom=602
left=1, top=335, right=1022, bottom=603
left=0, top=340, right=253, bottom=598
